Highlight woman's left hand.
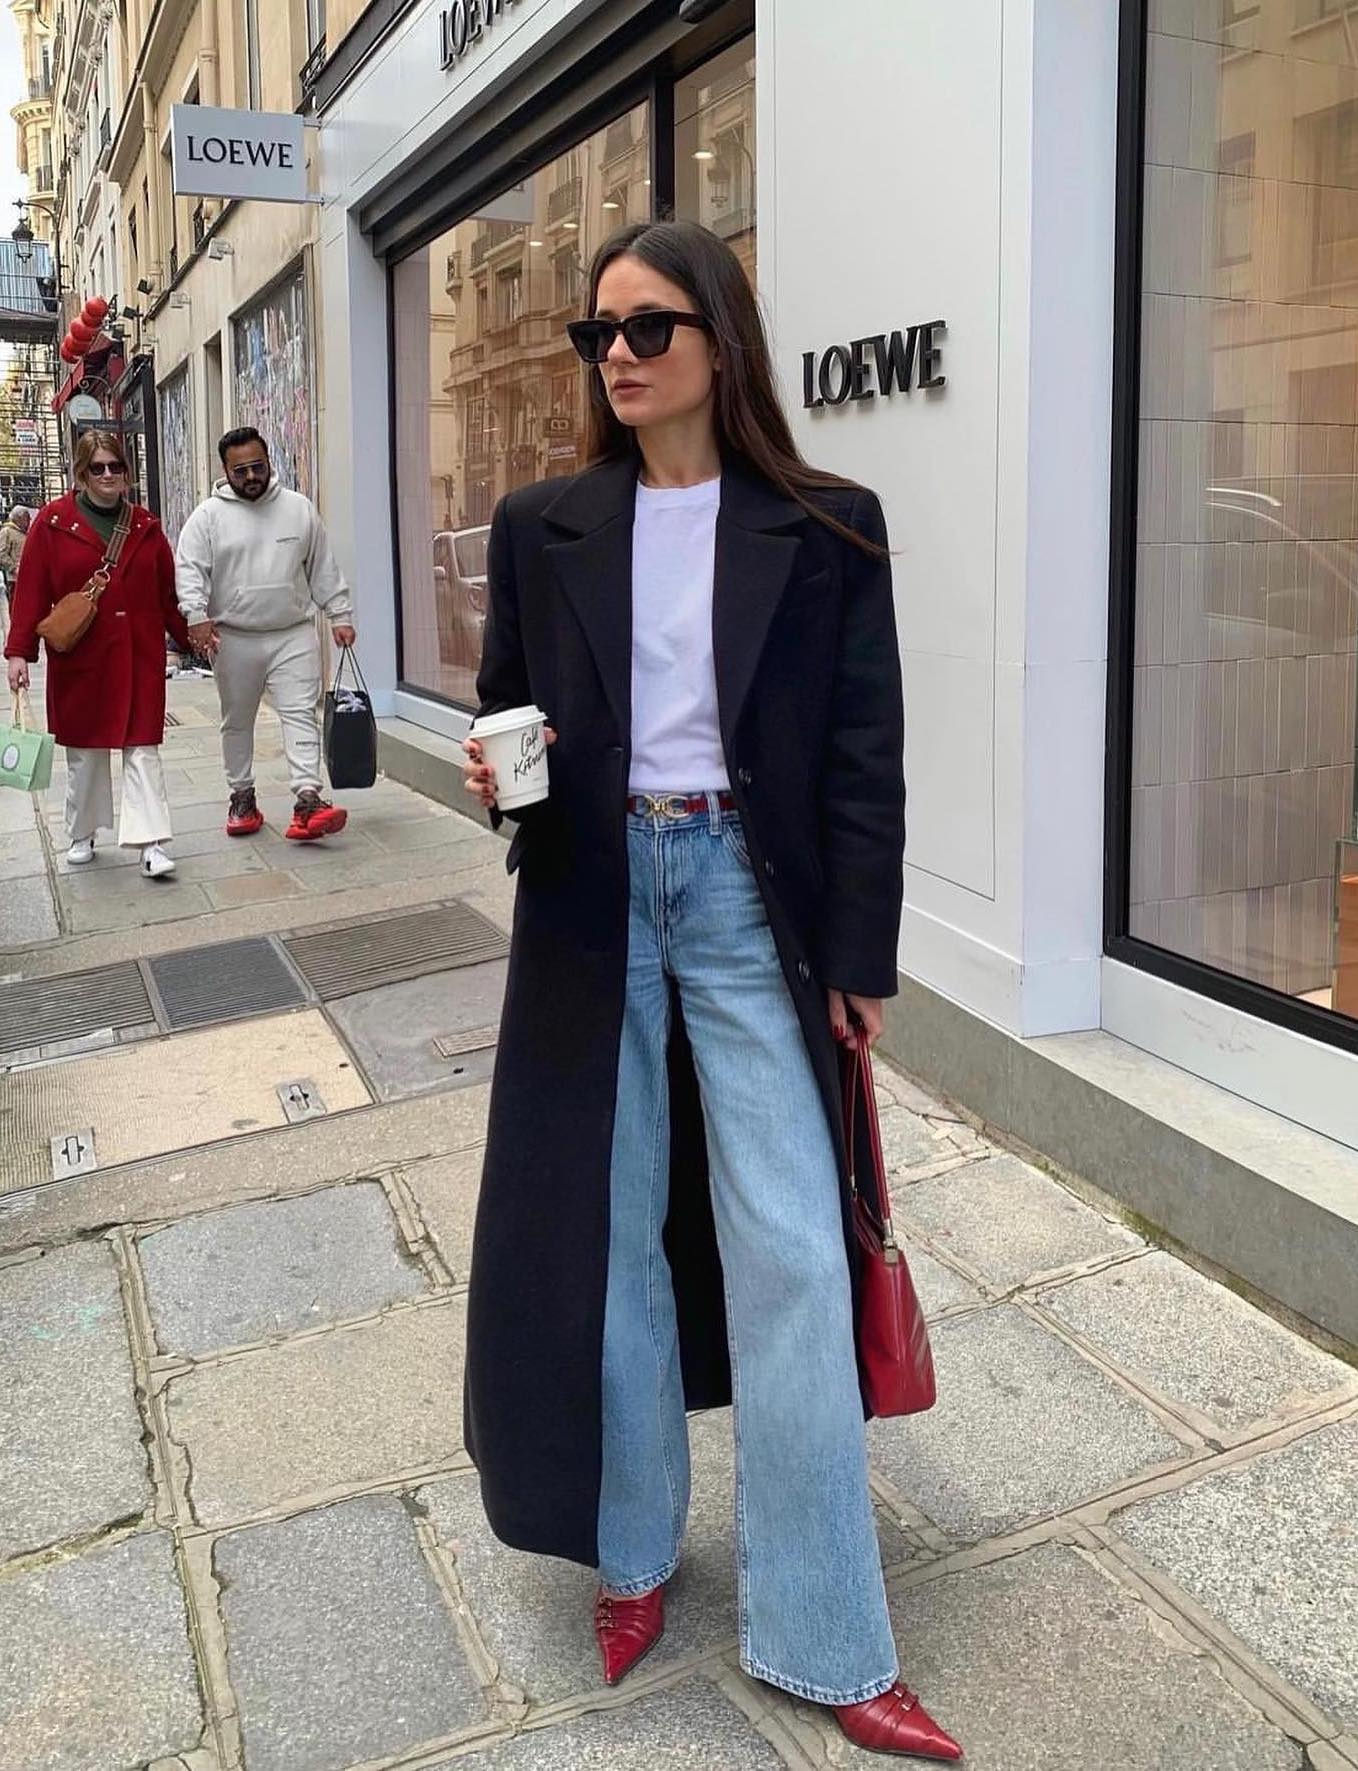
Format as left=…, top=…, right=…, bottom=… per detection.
left=827, top=989, right=884, bottom=1047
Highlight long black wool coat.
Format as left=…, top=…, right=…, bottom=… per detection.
left=463, top=453, right=906, bottom=1567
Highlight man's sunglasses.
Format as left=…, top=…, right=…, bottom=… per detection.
left=228, top=462, right=270, bottom=480
left=566, top=310, right=709, bottom=365
left=86, top=461, right=127, bottom=477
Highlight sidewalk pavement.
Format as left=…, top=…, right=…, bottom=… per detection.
left=1, top=673, right=1357, bottom=1771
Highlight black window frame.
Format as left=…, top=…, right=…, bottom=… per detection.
left=381, top=4, right=753, bottom=716
left=1105, top=0, right=1358, bottom=1056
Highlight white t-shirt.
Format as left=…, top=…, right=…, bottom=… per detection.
left=628, top=476, right=729, bottom=793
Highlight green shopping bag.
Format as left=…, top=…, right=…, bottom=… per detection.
left=0, top=691, right=54, bottom=794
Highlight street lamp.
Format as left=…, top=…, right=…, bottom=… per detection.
left=11, top=213, right=35, bottom=265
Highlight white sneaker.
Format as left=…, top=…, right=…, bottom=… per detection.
left=67, top=837, right=95, bottom=865
left=141, top=843, right=176, bottom=879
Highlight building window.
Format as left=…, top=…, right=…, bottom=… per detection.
left=391, top=102, right=653, bottom=706
left=1115, top=6, right=1358, bottom=1037
left=388, top=32, right=756, bottom=709
left=244, top=0, right=262, bottom=109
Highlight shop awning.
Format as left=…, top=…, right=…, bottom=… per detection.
left=50, top=338, right=124, bottom=413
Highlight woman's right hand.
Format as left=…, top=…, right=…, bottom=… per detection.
left=461, top=727, right=557, bottom=810
left=462, top=736, right=498, bottom=810
left=6, top=658, right=29, bottom=694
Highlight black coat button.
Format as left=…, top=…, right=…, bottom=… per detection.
left=797, top=959, right=811, bottom=983
left=737, top=767, right=752, bottom=787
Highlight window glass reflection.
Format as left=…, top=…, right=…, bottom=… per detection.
left=1133, top=1, right=1358, bottom=1021
left=391, top=103, right=652, bottom=705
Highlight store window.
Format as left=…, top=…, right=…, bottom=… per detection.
left=1123, top=1, right=1358, bottom=1028
left=391, top=35, right=757, bottom=708
left=231, top=266, right=314, bottom=498
left=391, top=102, right=653, bottom=706
left=674, top=39, right=756, bottom=285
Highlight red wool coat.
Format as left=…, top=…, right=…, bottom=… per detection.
left=4, top=494, right=191, bottom=749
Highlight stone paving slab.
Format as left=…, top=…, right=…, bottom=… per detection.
left=898, top=1235, right=986, bottom=1318
left=419, top=1411, right=930, bottom=1710
left=0, top=1529, right=204, bottom=1771
left=66, top=882, right=214, bottom=933
left=0, top=789, right=40, bottom=834
left=0, top=872, right=59, bottom=945
left=203, top=871, right=308, bottom=909
left=0, top=1087, right=491, bottom=1260
left=164, top=1296, right=467, bottom=1526
left=327, top=964, right=508, bottom=1103
left=894, top=1152, right=1143, bottom=1289
left=805, top=1542, right=1303, bottom=1770
left=137, top=1181, right=429, bottom=1357
left=403, top=1147, right=483, bottom=1281
left=0, top=1242, right=150, bottom=1561
left=1112, top=1417, right=1358, bottom=1735
left=869, top=1306, right=1189, bottom=1542
left=467, top=1675, right=787, bottom=1768
left=215, top=1494, right=485, bottom=1771
left=874, top=1103, right=947, bottom=1172
left=1036, top=1250, right=1357, bottom=1431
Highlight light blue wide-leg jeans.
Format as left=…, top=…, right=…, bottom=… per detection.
left=597, top=796, right=897, bottom=1705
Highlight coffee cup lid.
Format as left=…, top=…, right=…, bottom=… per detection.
left=468, top=704, right=547, bottom=739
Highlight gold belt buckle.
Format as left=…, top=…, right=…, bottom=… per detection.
left=642, top=793, right=687, bottom=820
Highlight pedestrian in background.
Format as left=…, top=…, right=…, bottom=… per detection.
left=174, top=427, right=355, bottom=842
left=3, top=433, right=188, bottom=879
left=460, top=220, right=961, bottom=1763
left=0, top=505, right=31, bottom=645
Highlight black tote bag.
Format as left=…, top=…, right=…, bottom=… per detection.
left=323, top=647, right=378, bottom=790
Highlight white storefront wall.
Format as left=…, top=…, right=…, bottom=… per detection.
left=317, top=0, right=1358, bottom=1146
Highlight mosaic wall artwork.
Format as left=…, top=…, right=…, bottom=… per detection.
left=156, top=364, right=194, bottom=545
left=231, top=266, right=314, bottom=498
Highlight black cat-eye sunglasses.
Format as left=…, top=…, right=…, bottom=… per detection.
left=566, top=310, right=710, bottom=364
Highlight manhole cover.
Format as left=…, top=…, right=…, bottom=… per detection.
left=0, top=962, right=154, bottom=1058
left=146, top=937, right=308, bottom=1031
left=284, top=902, right=509, bottom=1000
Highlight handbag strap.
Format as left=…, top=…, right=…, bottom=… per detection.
left=333, top=644, right=369, bottom=698
left=842, top=1026, right=899, bottom=1250
left=10, top=688, right=29, bottom=731
left=100, top=501, right=133, bottom=573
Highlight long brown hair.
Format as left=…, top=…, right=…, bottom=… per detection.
left=72, top=429, right=131, bottom=483
left=582, top=221, right=882, bottom=554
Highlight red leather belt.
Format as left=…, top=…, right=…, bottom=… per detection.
left=626, top=792, right=738, bottom=816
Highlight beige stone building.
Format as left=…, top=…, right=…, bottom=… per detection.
left=8, top=0, right=56, bottom=243
left=48, top=0, right=326, bottom=539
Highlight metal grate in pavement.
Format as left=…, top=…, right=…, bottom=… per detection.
left=283, top=902, right=509, bottom=1000
left=145, top=937, right=308, bottom=1032
left=0, top=961, right=154, bottom=1058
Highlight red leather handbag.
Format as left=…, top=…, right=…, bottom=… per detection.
left=841, top=1027, right=937, bottom=1416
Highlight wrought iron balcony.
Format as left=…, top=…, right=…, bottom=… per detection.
left=547, top=176, right=581, bottom=224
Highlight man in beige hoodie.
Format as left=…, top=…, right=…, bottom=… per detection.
left=175, top=428, right=355, bottom=841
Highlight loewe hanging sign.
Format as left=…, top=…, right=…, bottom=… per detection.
left=170, top=105, right=307, bottom=203
left=440, top=0, right=522, bottom=69
left=803, top=322, right=947, bottom=409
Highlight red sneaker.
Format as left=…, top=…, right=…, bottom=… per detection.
left=285, top=789, right=348, bottom=842
left=594, top=1583, right=665, bottom=1686
left=226, top=788, right=265, bottom=837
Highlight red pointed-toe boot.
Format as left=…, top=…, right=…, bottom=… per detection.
left=594, top=1583, right=665, bottom=1686
left=834, top=1681, right=963, bottom=1761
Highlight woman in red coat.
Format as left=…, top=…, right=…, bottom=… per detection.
left=4, top=430, right=192, bottom=879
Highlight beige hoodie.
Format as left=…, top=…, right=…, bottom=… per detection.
left=174, top=477, right=353, bottom=632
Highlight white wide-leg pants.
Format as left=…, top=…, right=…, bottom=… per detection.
left=66, top=746, right=173, bottom=847
left=214, top=621, right=323, bottom=798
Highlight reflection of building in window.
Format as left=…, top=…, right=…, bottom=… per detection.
left=553, top=248, right=582, bottom=311
left=1299, top=100, right=1358, bottom=293
left=1293, top=0, right=1346, bottom=27
left=495, top=265, right=523, bottom=329
left=1216, top=134, right=1254, bottom=268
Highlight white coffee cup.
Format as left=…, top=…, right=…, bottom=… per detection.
left=469, top=704, right=550, bottom=810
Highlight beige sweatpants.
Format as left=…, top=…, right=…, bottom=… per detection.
left=214, top=621, right=323, bottom=798
left=66, top=746, right=172, bottom=847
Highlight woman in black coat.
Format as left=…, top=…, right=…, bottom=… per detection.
left=462, top=220, right=960, bottom=1763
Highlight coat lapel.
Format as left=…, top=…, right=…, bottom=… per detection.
left=544, top=458, right=637, bottom=744
left=713, top=463, right=804, bottom=743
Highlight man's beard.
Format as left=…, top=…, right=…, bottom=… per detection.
left=237, top=481, right=268, bottom=501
